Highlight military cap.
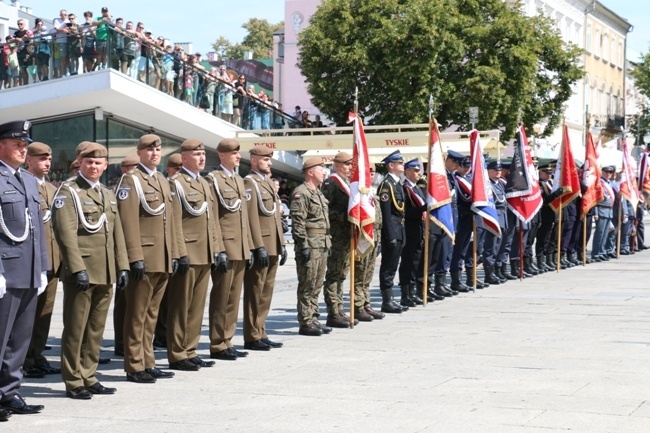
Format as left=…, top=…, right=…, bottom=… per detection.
left=249, top=146, right=273, bottom=157
left=601, top=165, right=616, bottom=173
left=166, top=153, right=182, bottom=168
left=137, top=134, right=162, bottom=150
left=333, top=151, right=353, bottom=164
left=26, top=142, right=52, bottom=156
left=217, top=138, right=240, bottom=152
left=79, top=142, right=108, bottom=158
left=404, top=158, right=421, bottom=170
left=446, top=150, right=465, bottom=164
left=461, top=156, right=471, bottom=167
left=487, top=160, right=502, bottom=170
left=382, top=150, right=403, bottom=164
left=180, top=138, right=204, bottom=152
left=0, top=120, right=32, bottom=143
left=70, top=160, right=80, bottom=171
left=76, top=141, right=92, bottom=156
left=302, top=157, right=324, bottom=171
left=538, top=164, right=553, bottom=172
left=121, top=154, right=140, bottom=167
left=500, top=160, right=511, bottom=170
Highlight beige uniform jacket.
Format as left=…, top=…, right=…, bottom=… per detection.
left=39, top=181, right=61, bottom=275
left=53, top=176, right=129, bottom=284
left=244, top=173, right=285, bottom=256
left=169, top=168, right=222, bottom=265
left=117, top=164, right=180, bottom=273
left=206, top=168, right=253, bottom=261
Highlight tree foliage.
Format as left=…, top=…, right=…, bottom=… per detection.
left=297, top=0, right=583, bottom=139
left=212, top=18, right=284, bottom=60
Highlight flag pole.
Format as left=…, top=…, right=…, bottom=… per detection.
left=616, top=196, right=622, bottom=259
left=473, top=220, right=477, bottom=289
left=556, top=203, right=563, bottom=272
left=582, top=217, right=587, bottom=266
left=349, top=87, right=358, bottom=329
left=519, top=221, right=524, bottom=280
left=423, top=96, right=434, bottom=305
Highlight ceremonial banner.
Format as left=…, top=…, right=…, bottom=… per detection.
left=505, top=125, right=542, bottom=223
left=580, top=132, right=603, bottom=217
left=639, top=152, right=650, bottom=202
left=347, top=112, right=375, bottom=255
left=550, top=124, right=581, bottom=212
left=619, top=139, right=640, bottom=211
left=427, top=120, right=455, bottom=241
left=469, top=130, right=501, bottom=236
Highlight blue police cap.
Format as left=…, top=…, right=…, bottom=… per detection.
left=500, top=160, right=511, bottom=170
left=0, top=120, right=32, bottom=143
left=461, top=156, right=471, bottom=167
left=404, top=158, right=421, bottom=170
left=382, top=150, right=403, bottom=164
left=446, top=150, right=466, bottom=164
left=487, top=160, right=502, bottom=170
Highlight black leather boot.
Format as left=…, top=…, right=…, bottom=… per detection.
left=450, top=272, right=472, bottom=293
left=409, top=284, right=424, bottom=306
left=400, top=285, right=417, bottom=307
left=528, top=256, right=540, bottom=274
left=434, top=275, right=454, bottom=297
left=484, top=264, right=502, bottom=285
left=380, top=288, right=404, bottom=313
left=466, top=267, right=487, bottom=289
left=545, top=254, right=556, bottom=271
left=501, top=263, right=517, bottom=280
left=524, top=257, right=538, bottom=275
left=536, top=255, right=547, bottom=273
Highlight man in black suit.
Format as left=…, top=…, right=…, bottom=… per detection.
left=0, top=121, right=49, bottom=420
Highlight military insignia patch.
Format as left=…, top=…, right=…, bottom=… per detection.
left=380, top=193, right=389, bottom=202
left=54, top=199, right=64, bottom=208
left=117, top=189, right=129, bottom=200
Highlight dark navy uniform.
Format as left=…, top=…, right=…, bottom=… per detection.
left=483, top=161, right=507, bottom=283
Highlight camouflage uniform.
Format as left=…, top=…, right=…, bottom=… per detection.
left=354, top=194, right=382, bottom=307
left=321, top=176, right=351, bottom=315
left=290, top=183, right=331, bottom=326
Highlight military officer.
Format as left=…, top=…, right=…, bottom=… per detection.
left=242, top=146, right=287, bottom=350
left=0, top=121, right=48, bottom=419
left=113, top=154, right=140, bottom=358
left=536, top=164, right=563, bottom=269
left=116, top=134, right=179, bottom=383
left=483, top=160, right=507, bottom=285
left=398, top=158, right=426, bottom=307
left=353, top=164, right=385, bottom=320
left=448, top=150, right=473, bottom=293
left=166, top=138, right=222, bottom=371
left=153, top=153, right=184, bottom=349
left=322, top=151, right=356, bottom=327
left=22, top=142, right=62, bottom=379
left=206, top=138, right=254, bottom=361
left=377, top=150, right=408, bottom=313
left=53, top=142, right=129, bottom=400
left=291, top=157, right=332, bottom=336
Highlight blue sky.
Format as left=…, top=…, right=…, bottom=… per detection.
left=34, top=1, right=649, bottom=59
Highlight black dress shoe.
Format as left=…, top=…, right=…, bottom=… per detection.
left=145, top=367, right=174, bottom=379
left=127, top=371, right=157, bottom=383
left=36, top=362, right=61, bottom=375
left=0, top=395, right=44, bottom=414
left=86, top=382, right=117, bottom=395
left=0, top=407, right=10, bottom=421
left=189, top=356, right=215, bottom=367
left=210, top=349, right=237, bottom=360
left=261, top=337, right=283, bottom=348
left=152, top=337, right=167, bottom=349
left=380, top=301, right=402, bottom=314
left=229, top=348, right=248, bottom=358
left=66, top=387, right=93, bottom=400
left=169, top=359, right=200, bottom=371
left=98, top=357, right=111, bottom=364
left=23, top=367, right=46, bottom=379
left=244, top=340, right=271, bottom=351
left=620, top=250, right=630, bottom=255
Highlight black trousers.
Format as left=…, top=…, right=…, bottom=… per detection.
left=379, top=239, right=404, bottom=292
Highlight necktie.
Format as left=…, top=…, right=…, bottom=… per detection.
left=15, top=169, right=24, bottom=187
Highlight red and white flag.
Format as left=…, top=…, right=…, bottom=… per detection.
left=550, top=125, right=581, bottom=212
left=427, top=120, right=455, bottom=240
left=469, top=130, right=501, bottom=237
left=638, top=151, right=650, bottom=200
left=580, top=132, right=603, bottom=217
left=505, top=125, right=542, bottom=223
left=347, top=112, right=375, bottom=256
left=619, top=139, right=640, bottom=211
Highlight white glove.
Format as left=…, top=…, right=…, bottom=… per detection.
left=0, top=274, right=6, bottom=299
left=38, top=271, right=48, bottom=296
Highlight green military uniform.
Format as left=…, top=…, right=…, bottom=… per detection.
left=321, top=174, right=351, bottom=317
left=117, top=139, right=181, bottom=377
left=290, top=182, right=331, bottom=326
left=54, top=167, right=129, bottom=392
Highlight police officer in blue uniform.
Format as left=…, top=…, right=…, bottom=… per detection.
left=483, top=160, right=507, bottom=285
left=377, top=150, right=408, bottom=313
left=0, top=121, right=48, bottom=419
left=447, top=150, right=472, bottom=293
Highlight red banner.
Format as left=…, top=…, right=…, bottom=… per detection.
left=580, top=132, right=603, bottom=217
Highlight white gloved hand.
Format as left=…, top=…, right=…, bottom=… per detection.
left=38, top=271, right=48, bottom=296
left=0, top=274, right=6, bottom=299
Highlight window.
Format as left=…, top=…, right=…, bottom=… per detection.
left=602, top=31, right=608, bottom=62
left=584, top=76, right=591, bottom=113
left=594, top=28, right=600, bottom=56
left=607, top=86, right=613, bottom=116
left=610, top=37, right=616, bottom=65
left=618, top=41, right=623, bottom=67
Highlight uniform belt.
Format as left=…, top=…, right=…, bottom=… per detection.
left=306, top=228, right=330, bottom=235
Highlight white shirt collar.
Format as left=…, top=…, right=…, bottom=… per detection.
left=251, top=170, right=266, bottom=180
left=139, top=163, right=156, bottom=176
left=220, top=165, right=233, bottom=177
left=182, top=166, right=198, bottom=180
left=388, top=172, right=400, bottom=182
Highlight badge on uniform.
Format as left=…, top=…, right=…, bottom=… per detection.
left=117, top=189, right=129, bottom=200
left=54, top=198, right=65, bottom=208
left=380, top=192, right=389, bottom=202
left=244, top=193, right=251, bottom=201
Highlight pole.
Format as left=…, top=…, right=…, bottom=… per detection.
left=349, top=87, right=359, bottom=329
left=582, top=217, right=587, bottom=266
left=519, top=221, right=524, bottom=280
left=423, top=96, right=434, bottom=306
left=472, top=220, right=477, bottom=292
left=556, top=204, right=563, bottom=272
left=616, top=197, right=622, bottom=259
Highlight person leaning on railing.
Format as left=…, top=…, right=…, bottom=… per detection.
left=66, top=14, right=83, bottom=76
left=33, top=19, right=51, bottom=82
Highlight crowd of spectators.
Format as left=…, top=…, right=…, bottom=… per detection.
left=0, top=8, right=331, bottom=134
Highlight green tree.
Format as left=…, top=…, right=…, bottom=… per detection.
left=298, top=0, right=583, bottom=139
left=211, top=18, right=284, bottom=60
